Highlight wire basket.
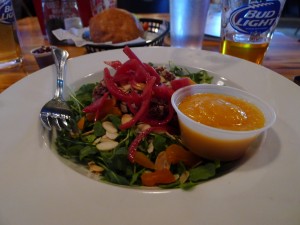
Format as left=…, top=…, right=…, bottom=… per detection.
left=85, top=18, right=169, bottom=53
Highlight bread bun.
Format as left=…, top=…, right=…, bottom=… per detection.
left=89, top=8, right=144, bottom=43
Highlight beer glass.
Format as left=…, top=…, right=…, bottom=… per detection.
left=220, top=0, right=286, bottom=64
left=0, top=0, right=22, bottom=69
left=170, top=0, right=210, bottom=48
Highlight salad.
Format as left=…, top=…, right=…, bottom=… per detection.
left=56, top=46, right=235, bottom=189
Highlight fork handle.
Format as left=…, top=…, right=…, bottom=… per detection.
left=53, top=48, right=69, bottom=99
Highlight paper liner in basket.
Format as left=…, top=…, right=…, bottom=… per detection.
left=52, top=28, right=146, bottom=47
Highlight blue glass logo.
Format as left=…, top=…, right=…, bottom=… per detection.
left=229, top=1, right=281, bottom=34
left=0, top=0, right=15, bottom=24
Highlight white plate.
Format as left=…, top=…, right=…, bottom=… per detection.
left=1, top=47, right=300, bottom=225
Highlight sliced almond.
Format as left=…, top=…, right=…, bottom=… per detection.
left=120, top=83, right=131, bottom=92
left=121, top=114, right=133, bottom=125
left=81, top=130, right=94, bottom=136
left=165, top=132, right=176, bottom=140
left=137, top=123, right=151, bottom=132
left=93, top=137, right=102, bottom=145
left=99, top=135, right=111, bottom=143
left=106, top=131, right=118, bottom=140
left=147, top=140, right=154, bottom=153
left=102, top=121, right=117, bottom=133
left=96, top=140, right=118, bottom=151
left=132, top=82, right=145, bottom=91
left=173, top=174, right=180, bottom=182
left=93, top=135, right=111, bottom=144
left=88, top=161, right=104, bottom=174
left=179, top=171, right=190, bottom=184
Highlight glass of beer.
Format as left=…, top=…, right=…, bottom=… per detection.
left=0, top=0, right=22, bottom=70
left=220, top=0, right=286, bottom=64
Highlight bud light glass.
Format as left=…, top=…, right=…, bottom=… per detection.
left=170, top=0, right=210, bottom=48
left=220, top=0, right=286, bottom=64
left=0, top=0, right=22, bottom=69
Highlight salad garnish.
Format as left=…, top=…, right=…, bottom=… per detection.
left=55, top=46, right=234, bottom=189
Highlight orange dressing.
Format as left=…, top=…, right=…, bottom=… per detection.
left=178, top=93, right=265, bottom=131
left=179, top=121, right=257, bottom=161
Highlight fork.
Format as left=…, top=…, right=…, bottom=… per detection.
left=40, top=48, right=72, bottom=131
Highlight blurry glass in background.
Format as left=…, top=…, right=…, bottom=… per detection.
left=42, top=0, right=65, bottom=45
left=90, top=0, right=116, bottom=16
left=220, top=0, right=287, bottom=64
left=42, top=0, right=83, bottom=45
left=0, top=0, right=22, bottom=69
left=33, top=0, right=46, bottom=35
left=170, top=0, right=210, bottom=48
left=62, top=0, right=83, bottom=30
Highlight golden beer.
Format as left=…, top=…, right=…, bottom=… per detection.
left=220, top=0, right=286, bottom=64
left=0, top=0, right=22, bottom=69
left=220, top=39, right=269, bottom=64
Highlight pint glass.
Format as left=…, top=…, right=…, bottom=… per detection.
left=0, top=0, right=22, bottom=69
left=220, top=0, right=286, bottom=64
left=170, top=0, right=210, bottom=48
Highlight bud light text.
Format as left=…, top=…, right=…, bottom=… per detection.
left=229, top=1, right=281, bottom=34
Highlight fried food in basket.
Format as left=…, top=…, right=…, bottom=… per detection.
left=89, top=8, right=144, bottom=44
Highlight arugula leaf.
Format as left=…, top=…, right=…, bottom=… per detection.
left=65, top=145, right=83, bottom=156
left=159, top=180, right=181, bottom=189
left=56, top=144, right=83, bottom=160
left=81, top=134, right=96, bottom=143
left=180, top=181, right=198, bottom=190
left=99, top=147, right=134, bottom=186
left=103, top=170, right=130, bottom=185
left=130, top=169, right=145, bottom=186
left=100, top=147, right=134, bottom=178
left=187, top=70, right=213, bottom=84
left=93, top=121, right=106, bottom=137
left=66, top=83, right=97, bottom=116
left=107, top=114, right=121, bottom=129
left=189, top=163, right=216, bottom=182
left=79, top=145, right=98, bottom=161
left=169, top=64, right=185, bottom=76
left=152, top=134, right=167, bottom=151
left=169, top=63, right=213, bottom=84
left=75, top=83, right=97, bottom=105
